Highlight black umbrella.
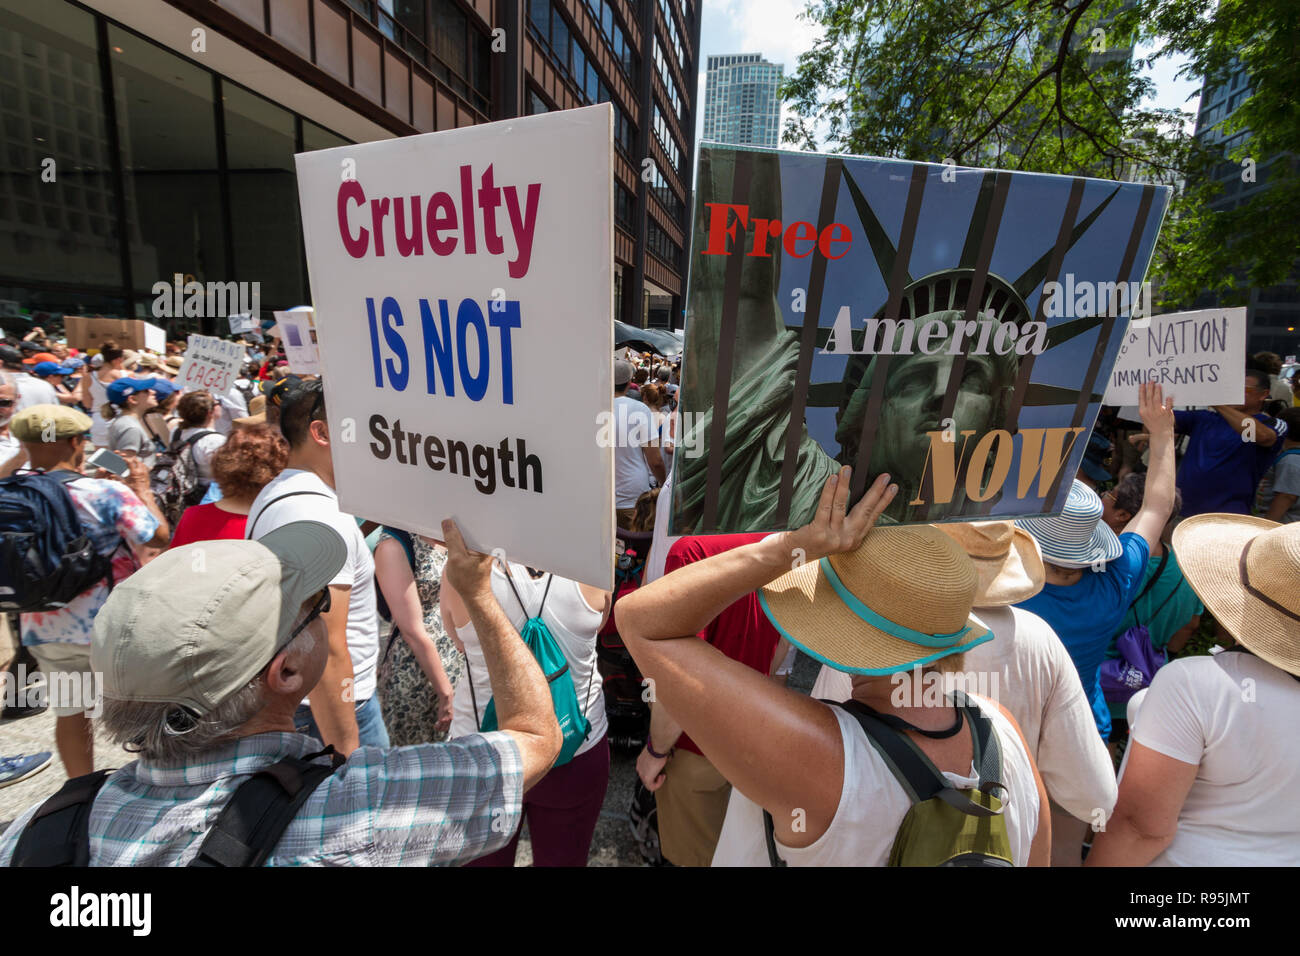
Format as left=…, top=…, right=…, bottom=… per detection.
left=614, top=320, right=682, bottom=357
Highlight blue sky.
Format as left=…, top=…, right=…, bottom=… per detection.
left=694, top=1, right=1203, bottom=148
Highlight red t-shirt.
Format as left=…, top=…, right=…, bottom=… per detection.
left=662, top=533, right=782, bottom=756
left=170, top=502, right=248, bottom=547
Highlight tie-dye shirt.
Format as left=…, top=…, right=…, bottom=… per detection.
left=20, top=473, right=159, bottom=646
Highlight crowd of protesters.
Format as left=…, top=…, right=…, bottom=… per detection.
left=0, top=325, right=1297, bottom=869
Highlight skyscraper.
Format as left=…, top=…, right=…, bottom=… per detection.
left=702, top=53, right=782, bottom=148
left=1191, top=61, right=1299, bottom=353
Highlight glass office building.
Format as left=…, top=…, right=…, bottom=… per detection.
left=702, top=53, right=781, bottom=148
left=0, top=0, right=701, bottom=337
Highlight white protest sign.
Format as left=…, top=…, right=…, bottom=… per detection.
left=1104, top=307, right=1246, bottom=406
left=274, top=309, right=321, bottom=375
left=228, top=312, right=259, bottom=335
left=294, top=104, right=615, bottom=589
left=143, top=321, right=166, bottom=353
left=176, top=334, right=244, bottom=393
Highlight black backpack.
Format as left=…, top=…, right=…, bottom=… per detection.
left=0, top=470, right=122, bottom=613
left=149, top=429, right=217, bottom=531
left=11, top=747, right=344, bottom=867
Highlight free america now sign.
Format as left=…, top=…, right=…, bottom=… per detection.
left=295, top=105, right=614, bottom=589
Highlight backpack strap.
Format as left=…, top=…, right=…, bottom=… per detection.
left=11, top=770, right=113, bottom=867
left=188, top=746, right=344, bottom=867
left=246, top=490, right=333, bottom=537
left=173, top=429, right=217, bottom=453
left=845, top=696, right=1004, bottom=816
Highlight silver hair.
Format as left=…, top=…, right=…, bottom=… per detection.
left=99, top=612, right=322, bottom=762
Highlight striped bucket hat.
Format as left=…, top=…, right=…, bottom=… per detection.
left=1014, top=479, right=1122, bottom=569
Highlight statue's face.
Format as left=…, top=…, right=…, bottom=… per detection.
left=871, top=350, right=1000, bottom=482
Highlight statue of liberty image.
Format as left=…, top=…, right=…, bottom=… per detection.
left=672, top=146, right=1136, bottom=534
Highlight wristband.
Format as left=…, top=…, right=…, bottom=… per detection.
left=645, top=736, right=670, bottom=760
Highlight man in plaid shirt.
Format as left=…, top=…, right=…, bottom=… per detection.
left=0, top=518, right=561, bottom=866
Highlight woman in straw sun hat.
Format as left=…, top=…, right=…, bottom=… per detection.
left=616, top=468, right=1049, bottom=866
left=1087, top=516, right=1300, bottom=867
left=812, top=519, right=1116, bottom=866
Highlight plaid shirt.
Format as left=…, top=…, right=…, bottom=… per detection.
left=0, top=731, right=523, bottom=867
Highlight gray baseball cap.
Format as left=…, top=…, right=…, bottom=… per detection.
left=614, top=359, right=633, bottom=386
left=92, top=521, right=346, bottom=716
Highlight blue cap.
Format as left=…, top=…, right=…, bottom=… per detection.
left=32, top=361, right=67, bottom=377
left=106, top=377, right=162, bottom=406
left=65, top=357, right=86, bottom=369
left=150, top=379, right=179, bottom=399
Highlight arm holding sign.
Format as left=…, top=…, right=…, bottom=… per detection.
left=1124, top=383, right=1176, bottom=553
left=617, top=469, right=898, bottom=849
left=441, top=520, right=561, bottom=792
left=1213, top=405, right=1278, bottom=447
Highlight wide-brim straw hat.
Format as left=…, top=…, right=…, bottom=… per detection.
left=935, top=521, right=1045, bottom=606
left=1172, top=515, right=1300, bottom=677
left=233, top=393, right=267, bottom=426
left=759, top=525, right=993, bottom=675
left=1015, top=479, right=1122, bottom=568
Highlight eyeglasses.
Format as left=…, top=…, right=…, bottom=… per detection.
left=287, top=587, right=331, bottom=645
left=0, top=399, right=13, bottom=408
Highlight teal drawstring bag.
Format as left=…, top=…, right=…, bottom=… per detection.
left=469, top=570, right=595, bottom=767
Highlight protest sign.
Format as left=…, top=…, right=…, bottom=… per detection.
left=1103, top=308, right=1245, bottom=407
left=176, top=334, right=243, bottom=393
left=274, top=308, right=321, bottom=374
left=294, top=104, right=614, bottom=588
left=672, top=145, right=1170, bottom=534
left=144, top=322, right=166, bottom=353
left=228, top=312, right=259, bottom=335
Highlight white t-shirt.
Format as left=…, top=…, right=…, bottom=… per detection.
left=177, top=427, right=227, bottom=483
left=449, top=561, right=608, bottom=757
left=214, top=385, right=247, bottom=437
left=613, top=394, right=657, bottom=509
left=1126, top=651, right=1300, bottom=867
left=87, top=373, right=115, bottom=445
left=14, top=373, right=58, bottom=411
left=643, top=470, right=681, bottom=585
left=711, top=694, right=1039, bottom=866
left=811, top=606, right=1116, bottom=824
left=0, top=431, right=20, bottom=468
left=245, top=469, right=379, bottom=702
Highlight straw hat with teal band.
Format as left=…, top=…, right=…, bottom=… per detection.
left=759, top=525, right=993, bottom=675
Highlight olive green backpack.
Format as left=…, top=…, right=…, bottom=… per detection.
left=764, top=694, right=1014, bottom=867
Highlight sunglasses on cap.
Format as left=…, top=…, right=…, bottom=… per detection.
left=288, top=586, right=331, bottom=644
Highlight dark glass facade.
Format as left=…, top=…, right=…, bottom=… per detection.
left=0, top=0, right=351, bottom=337
left=0, top=0, right=701, bottom=336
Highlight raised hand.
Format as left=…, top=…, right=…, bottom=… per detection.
left=441, top=518, right=495, bottom=601
left=786, top=466, right=897, bottom=564
left=1138, top=381, right=1174, bottom=438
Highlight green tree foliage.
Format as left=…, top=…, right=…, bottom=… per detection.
left=782, top=0, right=1299, bottom=308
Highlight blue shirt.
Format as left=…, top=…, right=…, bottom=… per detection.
left=1016, top=532, right=1150, bottom=738
left=1174, top=409, right=1287, bottom=516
